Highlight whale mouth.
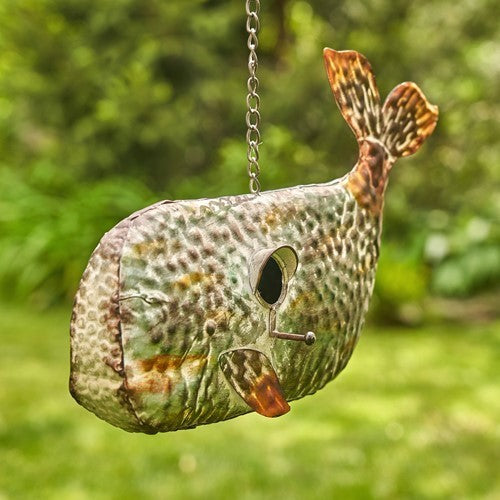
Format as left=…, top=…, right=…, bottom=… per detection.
left=218, top=348, right=290, bottom=418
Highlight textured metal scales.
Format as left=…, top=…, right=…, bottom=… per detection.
left=70, top=49, right=438, bottom=433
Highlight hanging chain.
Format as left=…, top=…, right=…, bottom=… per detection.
left=246, top=0, right=261, bottom=194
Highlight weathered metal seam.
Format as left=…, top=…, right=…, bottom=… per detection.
left=114, top=200, right=176, bottom=433
left=115, top=219, right=157, bottom=434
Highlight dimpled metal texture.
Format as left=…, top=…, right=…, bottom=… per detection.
left=70, top=48, right=438, bottom=433
left=69, top=217, right=141, bottom=431
left=115, top=180, right=378, bottom=432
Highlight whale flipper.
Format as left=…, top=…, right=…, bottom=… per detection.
left=219, top=348, right=290, bottom=417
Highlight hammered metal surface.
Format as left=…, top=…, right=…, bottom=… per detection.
left=117, top=180, right=378, bottom=431
left=69, top=218, right=142, bottom=432
left=69, top=48, right=438, bottom=433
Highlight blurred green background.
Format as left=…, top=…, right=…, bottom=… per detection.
left=0, top=0, right=498, bottom=498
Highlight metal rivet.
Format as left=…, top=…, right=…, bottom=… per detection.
left=205, top=320, right=217, bottom=336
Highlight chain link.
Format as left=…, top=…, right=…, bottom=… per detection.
left=245, top=0, right=261, bottom=194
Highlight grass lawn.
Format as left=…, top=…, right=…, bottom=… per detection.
left=0, top=303, right=498, bottom=499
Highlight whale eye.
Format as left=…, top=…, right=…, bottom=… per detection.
left=249, top=245, right=298, bottom=307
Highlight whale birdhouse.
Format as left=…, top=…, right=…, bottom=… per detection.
left=70, top=49, right=438, bottom=433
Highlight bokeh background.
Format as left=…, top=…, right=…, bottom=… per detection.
left=0, top=0, right=498, bottom=498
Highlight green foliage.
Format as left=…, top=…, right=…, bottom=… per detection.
left=433, top=245, right=500, bottom=296
left=1, top=305, right=499, bottom=498
left=428, top=216, right=500, bottom=296
left=0, top=162, right=154, bottom=305
left=373, top=242, right=429, bottom=324
left=0, top=0, right=498, bottom=313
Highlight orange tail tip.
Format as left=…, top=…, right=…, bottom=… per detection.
left=323, top=48, right=438, bottom=159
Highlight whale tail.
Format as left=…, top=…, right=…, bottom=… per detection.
left=323, top=48, right=438, bottom=159
left=323, top=48, right=438, bottom=212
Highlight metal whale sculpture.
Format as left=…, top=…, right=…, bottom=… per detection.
left=70, top=49, right=438, bottom=433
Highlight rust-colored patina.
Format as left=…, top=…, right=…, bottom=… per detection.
left=70, top=49, right=438, bottom=433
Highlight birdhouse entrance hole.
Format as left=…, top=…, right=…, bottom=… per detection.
left=257, top=256, right=283, bottom=305
left=250, top=245, right=298, bottom=307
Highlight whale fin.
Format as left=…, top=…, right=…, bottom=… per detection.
left=219, top=349, right=290, bottom=418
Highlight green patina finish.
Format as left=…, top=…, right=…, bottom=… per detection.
left=69, top=49, right=438, bottom=433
